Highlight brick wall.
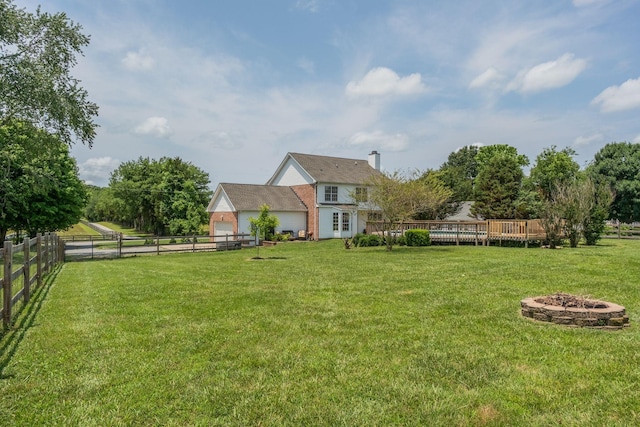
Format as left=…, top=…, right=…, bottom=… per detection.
left=291, top=184, right=317, bottom=240
left=209, top=211, right=238, bottom=240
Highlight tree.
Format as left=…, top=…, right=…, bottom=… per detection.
left=248, top=204, right=279, bottom=241
left=475, top=144, right=529, bottom=171
left=1, top=0, right=98, bottom=146
left=471, top=154, right=524, bottom=219
left=538, top=175, right=614, bottom=248
left=413, top=170, right=454, bottom=220
left=529, top=146, right=580, bottom=201
left=581, top=178, right=614, bottom=245
left=0, top=120, right=86, bottom=241
left=362, top=169, right=450, bottom=250
left=108, top=157, right=211, bottom=235
left=438, top=145, right=480, bottom=202
left=588, top=142, right=640, bottom=223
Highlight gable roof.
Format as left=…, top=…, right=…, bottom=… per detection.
left=443, top=201, right=481, bottom=221
left=213, top=183, right=307, bottom=212
left=268, top=152, right=382, bottom=185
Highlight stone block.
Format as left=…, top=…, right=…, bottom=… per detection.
left=534, top=312, right=550, bottom=322
left=608, top=317, right=625, bottom=327
left=552, top=316, right=574, bottom=325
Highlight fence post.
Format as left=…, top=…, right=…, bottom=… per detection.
left=36, top=234, right=43, bottom=288
left=3, top=240, right=12, bottom=328
left=43, top=233, right=50, bottom=274
left=59, top=236, right=65, bottom=263
left=192, top=234, right=196, bottom=252
left=23, top=236, right=30, bottom=304
left=118, top=233, right=122, bottom=258
left=156, top=235, right=160, bottom=256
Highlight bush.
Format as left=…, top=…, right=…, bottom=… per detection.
left=353, top=233, right=383, bottom=247
left=404, top=229, right=431, bottom=246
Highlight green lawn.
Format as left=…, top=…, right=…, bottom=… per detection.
left=56, top=222, right=102, bottom=237
left=1, top=239, right=639, bottom=425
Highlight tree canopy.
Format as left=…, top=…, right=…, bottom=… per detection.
left=0, top=119, right=86, bottom=241
left=0, top=0, right=98, bottom=146
left=106, top=157, right=211, bottom=235
left=437, top=145, right=479, bottom=202
left=588, top=142, right=640, bottom=223
left=529, top=146, right=580, bottom=201
left=471, top=154, right=524, bottom=219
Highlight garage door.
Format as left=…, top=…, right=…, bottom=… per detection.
left=213, top=221, right=234, bottom=241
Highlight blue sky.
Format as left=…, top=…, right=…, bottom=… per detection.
left=15, top=0, right=640, bottom=187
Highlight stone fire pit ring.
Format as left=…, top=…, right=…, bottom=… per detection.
left=521, top=293, right=629, bottom=329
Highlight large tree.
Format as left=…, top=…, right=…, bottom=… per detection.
left=438, top=145, right=480, bottom=202
left=108, top=157, right=211, bottom=235
left=471, top=146, right=527, bottom=219
left=588, top=142, right=640, bottom=223
left=1, top=0, right=98, bottom=146
left=0, top=120, right=86, bottom=241
left=529, top=146, right=580, bottom=201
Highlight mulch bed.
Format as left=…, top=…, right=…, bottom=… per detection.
left=535, top=292, right=608, bottom=309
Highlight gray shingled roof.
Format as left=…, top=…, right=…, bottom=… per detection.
left=221, top=183, right=307, bottom=211
left=289, top=152, right=382, bottom=184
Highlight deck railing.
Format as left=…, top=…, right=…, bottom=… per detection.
left=366, top=219, right=549, bottom=246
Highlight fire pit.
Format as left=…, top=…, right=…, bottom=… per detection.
left=521, top=292, right=629, bottom=329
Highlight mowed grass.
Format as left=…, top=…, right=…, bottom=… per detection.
left=56, top=222, right=102, bottom=237
left=1, top=239, right=640, bottom=426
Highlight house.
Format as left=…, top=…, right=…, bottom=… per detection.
left=207, top=151, right=382, bottom=240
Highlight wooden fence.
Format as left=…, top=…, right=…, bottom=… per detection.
left=366, top=219, right=548, bottom=247
left=603, top=221, right=640, bottom=239
left=62, top=233, right=253, bottom=261
left=1, top=233, right=63, bottom=327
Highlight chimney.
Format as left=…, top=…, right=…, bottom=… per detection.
left=368, top=150, right=380, bottom=171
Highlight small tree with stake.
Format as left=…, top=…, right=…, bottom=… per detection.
left=248, top=204, right=279, bottom=243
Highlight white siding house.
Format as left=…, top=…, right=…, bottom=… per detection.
left=208, top=151, right=382, bottom=240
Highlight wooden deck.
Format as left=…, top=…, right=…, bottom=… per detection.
left=366, top=219, right=550, bottom=247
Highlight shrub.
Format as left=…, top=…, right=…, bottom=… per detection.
left=354, top=233, right=383, bottom=247
left=404, top=229, right=431, bottom=246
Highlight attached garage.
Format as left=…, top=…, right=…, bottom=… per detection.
left=213, top=221, right=234, bottom=241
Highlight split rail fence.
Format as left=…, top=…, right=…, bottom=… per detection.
left=62, top=233, right=253, bottom=261
left=366, top=219, right=549, bottom=247
left=1, top=233, right=63, bottom=327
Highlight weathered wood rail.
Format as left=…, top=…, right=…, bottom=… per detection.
left=1, top=233, right=63, bottom=327
left=366, top=219, right=549, bottom=247
left=62, top=233, right=253, bottom=261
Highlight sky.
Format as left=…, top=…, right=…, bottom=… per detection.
left=14, top=0, right=640, bottom=188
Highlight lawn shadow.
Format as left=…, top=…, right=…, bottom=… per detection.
left=0, top=264, right=61, bottom=379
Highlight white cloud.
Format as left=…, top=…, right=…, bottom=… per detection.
left=469, top=67, right=503, bottom=90
left=192, top=131, right=243, bottom=150
left=634, top=135, right=640, bottom=144
left=347, top=130, right=408, bottom=152
left=122, top=49, right=155, bottom=71
left=507, top=53, right=588, bottom=94
left=134, top=117, right=172, bottom=137
left=591, top=77, right=640, bottom=113
left=78, top=157, right=121, bottom=184
left=294, top=0, right=319, bottom=13
left=346, top=67, right=426, bottom=98
left=574, top=133, right=603, bottom=146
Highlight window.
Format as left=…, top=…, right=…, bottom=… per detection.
left=325, top=186, right=338, bottom=202
left=368, top=211, right=382, bottom=221
left=333, top=212, right=339, bottom=231
left=342, top=212, right=350, bottom=231
left=355, top=187, right=368, bottom=203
